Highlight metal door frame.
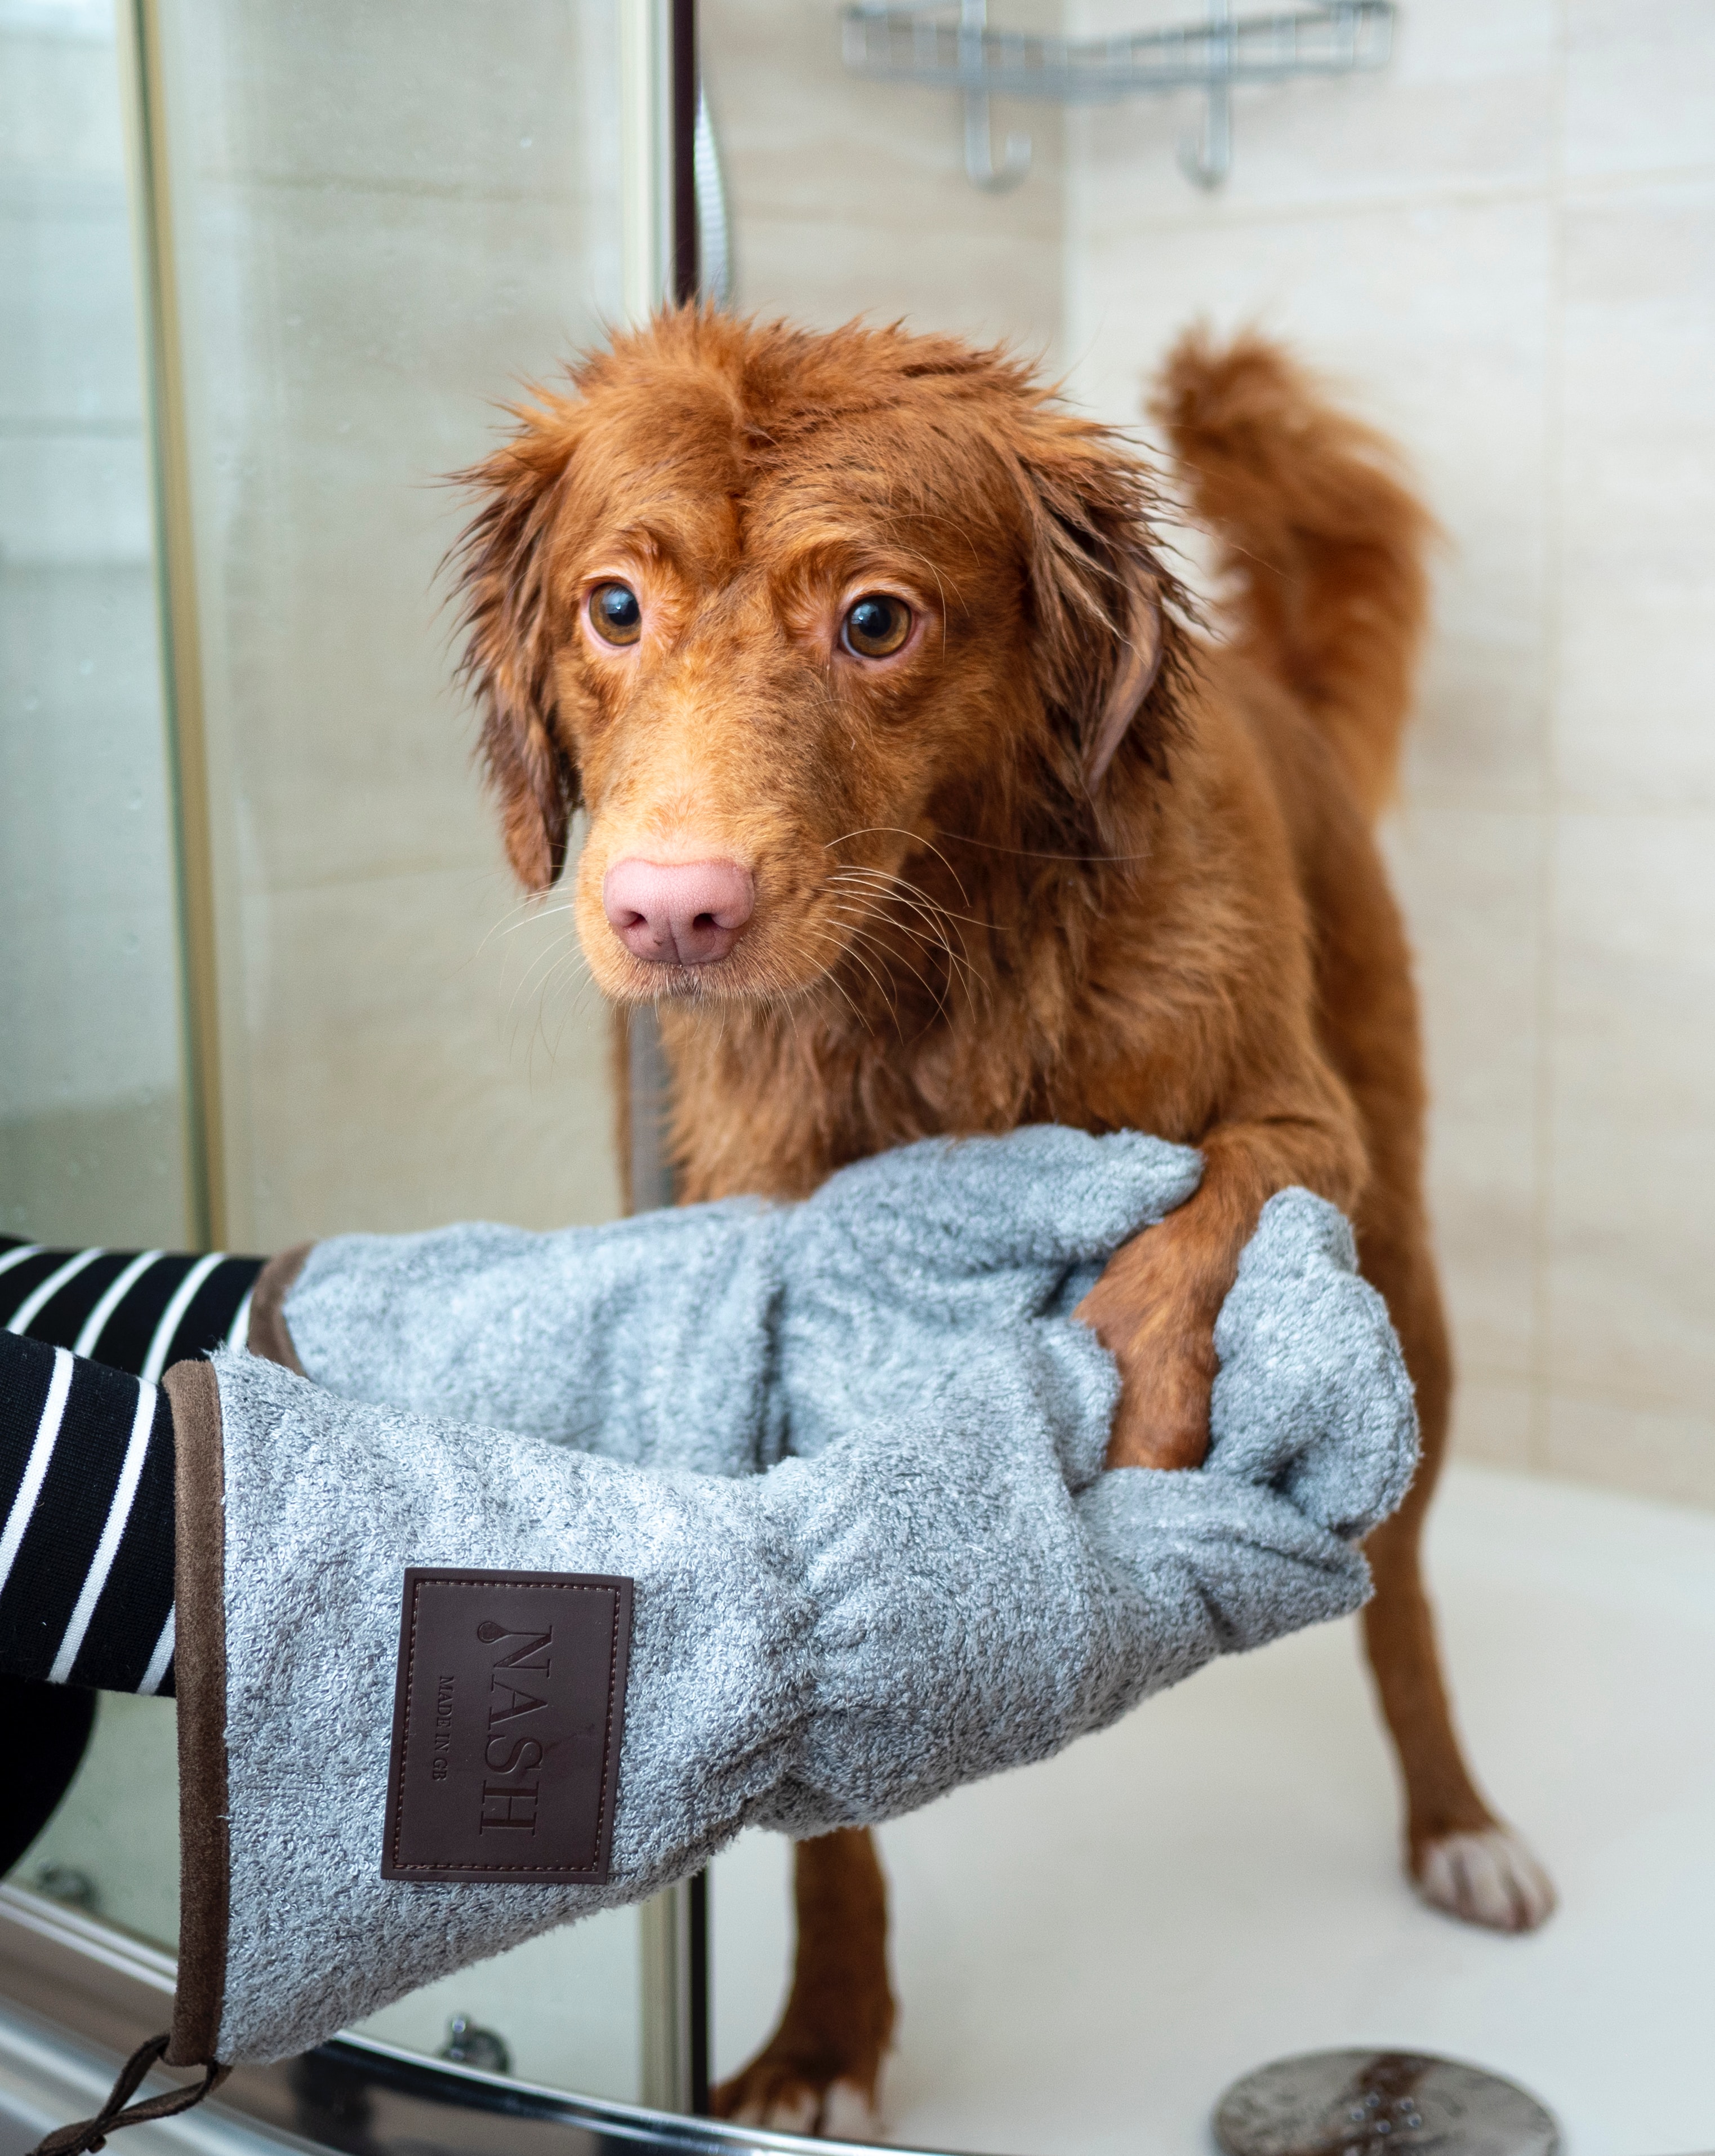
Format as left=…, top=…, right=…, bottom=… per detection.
left=0, top=1888, right=939, bottom=2156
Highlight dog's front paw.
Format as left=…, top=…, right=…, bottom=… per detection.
left=1413, top=1825, right=1557, bottom=1932
left=1076, top=1221, right=1218, bottom=1471
left=1102, top=1353, right=1213, bottom=1470
left=712, top=2053, right=885, bottom=2141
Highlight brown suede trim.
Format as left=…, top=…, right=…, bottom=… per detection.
left=163, top=1358, right=230, bottom=2069
left=247, top=1242, right=310, bottom=1373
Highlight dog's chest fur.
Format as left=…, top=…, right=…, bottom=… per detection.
left=659, top=840, right=1235, bottom=1205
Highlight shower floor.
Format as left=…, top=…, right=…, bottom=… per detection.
left=710, top=1464, right=1715, bottom=2156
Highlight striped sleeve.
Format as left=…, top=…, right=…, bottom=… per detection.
left=0, top=1240, right=261, bottom=1700
left=0, top=1239, right=262, bottom=1378
left=0, top=1337, right=178, bottom=1693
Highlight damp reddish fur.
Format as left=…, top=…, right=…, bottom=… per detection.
left=454, top=311, right=1551, bottom=2127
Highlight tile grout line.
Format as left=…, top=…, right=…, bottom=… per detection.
left=1071, top=159, right=1715, bottom=247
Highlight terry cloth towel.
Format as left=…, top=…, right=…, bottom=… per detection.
left=158, top=1128, right=1415, bottom=2072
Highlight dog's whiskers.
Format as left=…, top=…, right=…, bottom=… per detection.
left=497, top=898, right=581, bottom=939
left=825, top=872, right=985, bottom=1011
left=520, top=953, right=598, bottom=1082
left=478, top=887, right=586, bottom=963
left=930, top=829, right=1153, bottom=866
left=829, top=920, right=975, bottom=1028
left=829, top=877, right=982, bottom=981
left=509, top=930, right=591, bottom=1019
left=814, top=917, right=959, bottom=1047
left=822, top=921, right=903, bottom=1024
left=497, top=905, right=599, bottom=1084
left=823, top=826, right=973, bottom=906
left=799, top=928, right=875, bottom=1035
left=828, top=906, right=958, bottom=1025
left=828, top=864, right=992, bottom=940
left=824, top=867, right=991, bottom=975
left=822, top=887, right=969, bottom=1026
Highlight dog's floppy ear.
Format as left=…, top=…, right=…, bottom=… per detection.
left=1009, top=411, right=1180, bottom=793
left=1084, top=564, right=1165, bottom=787
left=451, top=403, right=584, bottom=892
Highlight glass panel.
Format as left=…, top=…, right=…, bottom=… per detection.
left=154, top=0, right=626, bottom=1249
left=6, top=0, right=653, bottom=2115
left=345, top=1919, right=642, bottom=2102
left=0, top=0, right=187, bottom=1979
left=17, top=1688, right=644, bottom=2099
left=0, top=0, right=191, bottom=1250
left=11, top=1693, right=180, bottom=1952
left=143, top=0, right=643, bottom=2105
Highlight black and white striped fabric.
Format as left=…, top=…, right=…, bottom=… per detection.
left=0, top=1240, right=262, bottom=1697
left=0, top=1241, right=260, bottom=1377
left=0, top=1336, right=177, bottom=1693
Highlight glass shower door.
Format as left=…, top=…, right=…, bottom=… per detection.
left=149, top=0, right=629, bottom=1254
left=3, top=0, right=698, bottom=2122
left=0, top=0, right=191, bottom=1255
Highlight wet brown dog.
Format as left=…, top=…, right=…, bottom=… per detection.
left=454, top=310, right=1554, bottom=2134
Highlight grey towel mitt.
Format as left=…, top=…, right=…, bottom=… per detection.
left=154, top=1130, right=1415, bottom=2074
left=274, top=1123, right=1208, bottom=1473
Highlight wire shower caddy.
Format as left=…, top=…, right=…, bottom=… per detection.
left=840, top=0, right=1397, bottom=191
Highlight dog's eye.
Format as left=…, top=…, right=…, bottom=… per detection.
left=841, top=594, right=912, bottom=660
left=589, top=583, right=642, bottom=646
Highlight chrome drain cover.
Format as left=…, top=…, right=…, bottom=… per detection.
left=1214, top=2048, right=1560, bottom=2156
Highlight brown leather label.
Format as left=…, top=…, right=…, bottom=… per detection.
left=381, top=1568, right=632, bottom=1883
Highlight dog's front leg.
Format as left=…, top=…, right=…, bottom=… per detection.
left=1080, top=1109, right=1365, bottom=1471
left=711, top=1826, right=896, bottom=2136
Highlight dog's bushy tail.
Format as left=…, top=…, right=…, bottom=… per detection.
left=1151, top=327, right=1433, bottom=820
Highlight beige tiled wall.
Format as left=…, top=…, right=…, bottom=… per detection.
left=158, top=0, right=625, bottom=1249
left=1062, top=0, right=1715, bottom=1506
left=701, top=0, right=1066, bottom=363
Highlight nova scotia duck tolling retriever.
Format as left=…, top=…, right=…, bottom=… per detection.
left=453, top=309, right=1555, bottom=2135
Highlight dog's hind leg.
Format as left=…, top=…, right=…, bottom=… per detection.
left=710, top=1827, right=896, bottom=2136
left=1308, top=804, right=1555, bottom=1935
left=1355, top=1195, right=1556, bottom=1932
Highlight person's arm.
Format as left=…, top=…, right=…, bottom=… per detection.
left=0, top=1328, right=178, bottom=1697
left=0, top=1238, right=262, bottom=1376
left=8, top=1138, right=1415, bottom=2156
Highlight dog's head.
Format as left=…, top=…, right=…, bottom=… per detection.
left=452, top=309, right=1183, bottom=1006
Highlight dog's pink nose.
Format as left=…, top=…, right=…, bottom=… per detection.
left=602, top=857, right=755, bottom=967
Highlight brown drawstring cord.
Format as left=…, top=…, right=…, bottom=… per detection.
left=29, top=2033, right=230, bottom=2156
